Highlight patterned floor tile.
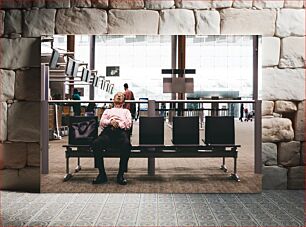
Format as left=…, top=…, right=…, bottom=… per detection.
left=1, top=191, right=304, bottom=227
left=26, top=220, right=50, bottom=226
left=197, top=220, right=219, bottom=226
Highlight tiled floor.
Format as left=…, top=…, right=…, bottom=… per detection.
left=1, top=190, right=304, bottom=226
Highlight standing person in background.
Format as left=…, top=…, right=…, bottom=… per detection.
left=123, top=83, right=136, bottom=119
left=160, top=103, right=166, bottom=120
left=72, top=88, right=81, bottom=116
left=239, top=103, right=244, bottom=122
left=123, top=83, right=136, bottom=135
left=244, top=107, right=249, bottom=121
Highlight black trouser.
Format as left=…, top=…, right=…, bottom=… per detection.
left=92, top=127, right=131, bottom=175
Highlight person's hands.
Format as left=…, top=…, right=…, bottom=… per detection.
left=110, top=119, right=119, bottom=128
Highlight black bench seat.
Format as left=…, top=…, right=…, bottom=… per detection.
left=63, top=116, right=241, bottom=182
left=63, top=143, right=240, bottom=182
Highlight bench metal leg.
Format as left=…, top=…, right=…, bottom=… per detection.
left=148, top=157, right=155, bottom=176
left=64, top=157, right=73, bottom=182
left=220, top=157, right=228, bottom=172
left=75, top=157, right=82, bottom=173
left=230, top=157, right=240, bottom=182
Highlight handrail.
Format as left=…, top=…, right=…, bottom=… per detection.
left=48, top=100, right=255, bottom=104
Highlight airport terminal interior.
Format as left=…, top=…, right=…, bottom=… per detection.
left=40, top=35, right=261, bottom=193
left=3, top=35, right=303, bottom=227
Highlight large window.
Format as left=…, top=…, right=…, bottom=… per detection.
left=49, top=35, right=256, bottom=104
left=186, top=36, right=254, bottom=99
left=95, top=36, right=172, bottom=101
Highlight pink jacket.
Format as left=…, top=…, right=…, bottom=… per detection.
left=100, top=107, right=132, bottom=130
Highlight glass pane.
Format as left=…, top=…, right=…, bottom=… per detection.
left=186, top=35, right=254, bottom=99
left=95, top=35, right=172, bottom=101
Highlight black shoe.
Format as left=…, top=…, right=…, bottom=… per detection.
left=117, top=175, right=127, bottom=185
left=92, top=174, right=108, bottom=184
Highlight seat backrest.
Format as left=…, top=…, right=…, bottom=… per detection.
left=205, top=116, right=235, bottom=145
left=69, top=116, right=98, bottom=145
left=139, top=116, right=164, bottom=145
left=172, top=116, right=199, bottom=144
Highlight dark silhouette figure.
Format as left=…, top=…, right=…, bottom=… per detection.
left=72, top=89, right=81, bottom=116
left=239, top=104, right=244, bottom=122
left=85, top=103, right=96, bottom=116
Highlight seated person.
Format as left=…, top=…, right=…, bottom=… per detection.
left=85, top=102, right=96, bottom=116
left=92, top=92, right=132, bottom=185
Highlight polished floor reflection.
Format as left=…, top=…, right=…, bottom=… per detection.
left=1, top=190, right=304, bottom=226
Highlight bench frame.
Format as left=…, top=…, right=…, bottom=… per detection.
left=62, top=143, right=241, bottom=182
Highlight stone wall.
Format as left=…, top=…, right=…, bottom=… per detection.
left=0, top=0, right=304, bottom=191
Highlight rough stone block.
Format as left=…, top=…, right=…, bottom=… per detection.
left=274, top=101, right=297, bottom=113
left=278, top=141, right=301, bottom=167
left=0, top=102, right=7, bottom=143
left=232, top=0, right=253, bottom=8
left=175, top=0, right=212, bottom=9
left=284, top=0, right=304, bottom=8
left=0, top=10, right=4, bottom=35
left=288, top=166, right=304, bottom=189
left=262, top=118, right=294, bottom=142
left=0, top=0, right=32, bottom=9
left=0, top=143, right=27, bottom=169
left=262, top=37, right=280, bottom=67
left=0, top=38, right=40, bottom=69
left=0, top=69, right=15, bottom=102
left=262, top=143, right=278, bottom=166
left=27, top=143, right=40, bottom=167
left=276, top=9, right=305, bottom=37
left=15, top=68, right=41, bottom=101
left=71, top=0, right=92, bottom=7
left=262, top=68, right=305, bottom=101
left=262, top=166, right=287, bottom=189
left=160, top=9, right=195, bottom=35
left=110, top=0, right=144, bottom=9
left=220, top=9, right=276, bottom=36
left=91, top=0, right=108, bottom=8
left=4, top=10, right=22, bottom=35
left=109, top=10, right=159, bottom=34
left=56, top=8, right=107, bottom=34
left=32, top=0, right=46, bottom=8
left=212, top=0, right=233, bottom=8
left=23, top=9, right=56, bottom=37
left=46, top=0, right=70, bottom=8
left=294, top=101, right=305, bottom=141
left=253, top=0, right=284, bottom=9
left=145, top=0, right=175, bottom=9
left=280, top=37, right=305, bottom=68
left=261, top=102, right=274, bottom=115
left=8, top=102, right=40, bottom=142
left=0, top=167, right=40, bottom=192
left=195, top=10, right=220, bottom=35
left=262, top=101, right=274, bottom=116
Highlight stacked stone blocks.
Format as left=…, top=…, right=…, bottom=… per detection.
left=0, top=0, right=304, bottom=191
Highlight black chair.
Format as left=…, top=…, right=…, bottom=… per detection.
left=204, top=116, right=239, bottom=179
left=204, top=116, right=235, bottom=145
left=139, top=116, right=164, bottom=145
left=68, top=116, right=98, bottom=145
left=172, top=116, right=199, bottom=145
